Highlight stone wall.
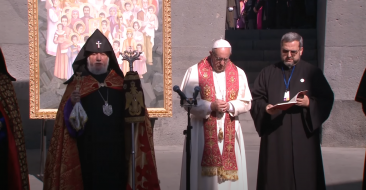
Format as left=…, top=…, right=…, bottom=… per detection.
left=2, top=0, right=365, bottom=148
left=0, top=0, right=227, bottom=148
left=152, top=0, right=227, bottom=145
left=321, top=0, right=366, bottom=147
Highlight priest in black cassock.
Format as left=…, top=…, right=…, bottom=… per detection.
left=250, top=32, right=334, bottom=190
left=43, top=29, right=160, bottom=190
left=355, top=68, right=366, bottom=190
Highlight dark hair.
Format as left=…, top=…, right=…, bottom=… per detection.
left=99, top=12, right=105, bottom=16
left=101, top=20, right=107, bottom=25
left=83, top=6, right=90, bottom=10
left=113, top=40, right=120, bottom=46
left=125, top=2, right=131, bottom=7
left=76, top=23, right=83, bottom=30
left=61, top=15, right=68, bottom=21
left=71, top=35, right=78, bottom=41
left=136, top=43, right=143, bottom=49
left=133, top=21, right=140, bottom=28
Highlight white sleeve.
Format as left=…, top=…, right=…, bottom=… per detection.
left=180, top=65, right=212, bottom=119
left=228, top=67, right=252, bottom=117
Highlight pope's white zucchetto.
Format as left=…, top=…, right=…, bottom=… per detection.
left=212, top=39, right=231, bottom=48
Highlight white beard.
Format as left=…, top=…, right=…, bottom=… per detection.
left=87, top=57, right=110, bottom=75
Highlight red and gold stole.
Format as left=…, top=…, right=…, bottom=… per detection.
left=199, top=57, right=239, bottom=180
left=78, top=70, right=124, bottom=96
left=0, top=73, right=29, bottom=190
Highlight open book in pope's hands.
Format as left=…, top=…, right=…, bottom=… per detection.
left=268, top=90, right=308, bottom=111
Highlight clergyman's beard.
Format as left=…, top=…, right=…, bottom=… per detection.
left=87, top=57, right=109, bottom=75
left=283, top=58, right=300, bottom=68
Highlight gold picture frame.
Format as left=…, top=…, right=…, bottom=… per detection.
left=28, top=0, right=172, bottom=119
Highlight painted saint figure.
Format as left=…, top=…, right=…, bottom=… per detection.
left=107, top=6, right=119, bottom=34
left=123, top=1, right=134, bottom=27
left=100, top=19, right=113, bottom=43
left=46, top=0, right=62, bottom=56
left=113, top=13, right=127, bottom=44
left=133, top=44, right=147, bottom=78
left=121, top=28, right=137, bottom=74
left=67, top=34, right=81, bottom=79
left=132, top=21, right=145, bottom=54
left=54, top=23, right=70, bottom=79
left=80, top=5, right=94, bottom=34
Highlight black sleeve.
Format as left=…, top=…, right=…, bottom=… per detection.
left=302, top=68, right=334, bottom=133
left=250, top=68, right=271, bottom=137
left=355, top=69, right=366, bottom=115
left=244, top=0, right=253, bottom=13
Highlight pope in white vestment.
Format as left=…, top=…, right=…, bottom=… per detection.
left=179, top=39, right=252, bottom=190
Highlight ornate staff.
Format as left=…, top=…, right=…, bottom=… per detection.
left=120, top=49, right=145, bottom=190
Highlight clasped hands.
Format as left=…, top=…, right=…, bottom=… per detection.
left=211, top=99, right=229, bottom=113
left=265, top=95, right=310, bottom=115
left=70, top=89, right=81, bottom=106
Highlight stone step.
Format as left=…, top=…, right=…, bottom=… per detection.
left=230, top=39, right=317, bottom=50
left=225, top=29, right=317, bottom=40
left=230, top=49, right=317, bottom=61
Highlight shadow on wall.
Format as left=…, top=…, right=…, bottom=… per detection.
left=12, top=81, right=55, bottom=150
left=326, top=181, right=362, bottom=190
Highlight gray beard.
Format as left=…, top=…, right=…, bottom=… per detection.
left=87, top=58, right=109, bottom=75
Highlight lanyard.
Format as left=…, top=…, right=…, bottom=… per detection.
left=282, top=66, right=295, bottom=90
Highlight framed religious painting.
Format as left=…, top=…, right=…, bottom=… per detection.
left=28, top=0, right=172, bottom=119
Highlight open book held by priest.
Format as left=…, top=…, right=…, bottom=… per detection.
left=269, top=90, right=308, bottom=110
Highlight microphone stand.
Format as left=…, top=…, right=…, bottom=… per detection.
left=178, top=93, right=198, bottom=190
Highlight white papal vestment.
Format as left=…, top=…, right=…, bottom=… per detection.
left=179, top=63, right=252, bottom=190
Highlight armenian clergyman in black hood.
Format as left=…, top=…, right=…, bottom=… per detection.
left=0, top=48, right=30, bottom=190
left=43, top=29, right=160, bottom=190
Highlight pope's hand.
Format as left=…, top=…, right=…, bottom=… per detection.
left=266, top=104, right=281, bottom=115
left=70, top=89, right=81, bottom=106
left=211, top=100, right=229, bottom=113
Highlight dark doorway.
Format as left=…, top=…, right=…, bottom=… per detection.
left=225, top=0, right=318, bottom=30
left=224, top=0, right=327, bottom=89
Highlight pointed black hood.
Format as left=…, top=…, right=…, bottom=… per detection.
left=0, top=48, right=16, bottom=81
left=64, top=29, right=123, bottom=84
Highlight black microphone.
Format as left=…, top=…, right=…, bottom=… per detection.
left=192, top=86, right=201, bottom=100
left=173, top=85, right=187, bottom=101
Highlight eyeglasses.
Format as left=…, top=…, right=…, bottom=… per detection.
left=282, top=49, right=300, bottom=56
left=213, top=55, right=229, bottom=63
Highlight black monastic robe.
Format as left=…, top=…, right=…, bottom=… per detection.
left=355, top=68, right=366, bottom=190
left=250, top=60, right=334, bottom=190
left=75, top=72, right=128, bottom=189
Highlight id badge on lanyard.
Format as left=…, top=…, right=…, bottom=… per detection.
left=284, top=91, right=290, bottom=101
left=282, top=66, right=295, bottom=102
